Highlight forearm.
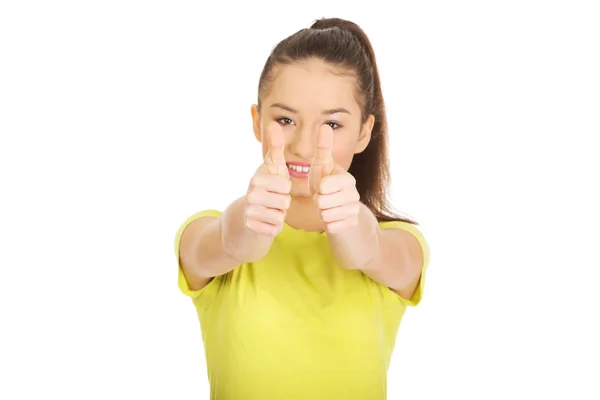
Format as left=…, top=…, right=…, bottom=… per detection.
left=220, top=196, right=275, bottom=264
left=180, top=196, right=274, bottom=285
left=179, top=215, right=240, bottom=283
left=327, top=203, right=423, bottom=294
left=327, top=203, right=381, bottom=271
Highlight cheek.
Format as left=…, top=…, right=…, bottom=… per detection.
left=332, top=140, right=357, bottom=169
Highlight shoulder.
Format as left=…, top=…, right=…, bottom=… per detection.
left=179, top=209, right=223, bottom=227
left=378, top=220, right=427, bottom=245
left=378, top=219, right=430, bottom=271
left=174, top=209, right=223, bottom=251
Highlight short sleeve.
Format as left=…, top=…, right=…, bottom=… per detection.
left=174, top=209, right=223, bottom=300
left=378, top=220, right=431, bottom=307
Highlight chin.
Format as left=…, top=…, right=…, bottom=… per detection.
left=290, top=181, right=312, bottom=198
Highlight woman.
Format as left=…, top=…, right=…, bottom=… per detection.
left=175, top=17, right=430, bottom=399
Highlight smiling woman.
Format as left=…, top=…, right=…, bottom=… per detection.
left=174, top=17, right=430, bottom=400
left=253, top=59, right=372, bottom=198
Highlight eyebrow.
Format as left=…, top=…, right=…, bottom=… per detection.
left=270, top=103, right=350, bottom=115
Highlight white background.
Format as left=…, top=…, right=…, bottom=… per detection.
left=1, top=1, right=599, bottom=399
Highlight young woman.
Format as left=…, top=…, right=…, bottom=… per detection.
left=175, top=17, right=430, bottom=400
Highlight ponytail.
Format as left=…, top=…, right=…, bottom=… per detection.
left=257, top=18, right=417, bottom=225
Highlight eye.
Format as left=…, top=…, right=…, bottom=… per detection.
left=276, top=117, right=294, bottom=126
left=326, top=121, right=342, bottom=130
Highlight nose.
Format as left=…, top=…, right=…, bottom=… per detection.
left=288, top=124, right=316, bottom=161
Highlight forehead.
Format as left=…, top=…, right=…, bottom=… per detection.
left=265, top=59, right=361, bottom=114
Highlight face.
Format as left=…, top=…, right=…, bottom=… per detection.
left=251, top=58, right=375, bottom=198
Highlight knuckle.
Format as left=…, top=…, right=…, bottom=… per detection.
left=245, top=219, right=256, bottom=232
left=275, top=195, right=284, bottom=210
left=259, top=226, right=271, bottom=237
left=251, top=221, right=275, bottom=237
left=245, top=204, right=257, bottom=218
left=246, top=191, right=258, bottom=204
left=325, top=221, right=335, bottom=233
left=317, top=197, right=326, bottom=210
left=265, top=193, right=278, bottom=210
left=313, top=194, right=321, bottom=207
left=272, top=209, right=284, bottom=224
left=277, top=176, right=291, bottom=193
left=265, top=224, right=277, bottom=237
left=318, top=181, right=326, bottom=194
left=249, top=175, right=262, bottom=189
left=275, top=224, right=284, bottom=236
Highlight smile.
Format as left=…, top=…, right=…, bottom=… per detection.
left=287, top=163, right=310, bottom=179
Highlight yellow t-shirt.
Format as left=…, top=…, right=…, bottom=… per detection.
left=174, top=209, right=430, bottom=400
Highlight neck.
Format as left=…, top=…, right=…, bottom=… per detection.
left=285, top=195, right=324, bottom=233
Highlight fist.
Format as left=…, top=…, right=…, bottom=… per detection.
left=309, top=125, right=361, bottom=234
left=244, top=121, right=292, bottom=237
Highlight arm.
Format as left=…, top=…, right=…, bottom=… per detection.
left=327, top=203, right=424, bottom=299
left=178, top=121, right=293, bottom=291
left=310, top=125, right=424, bottom=299
left=178, top=196, right=276, bottom=291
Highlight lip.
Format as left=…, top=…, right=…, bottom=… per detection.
left=287, top=161, right=311, bottom=167
left=287, top=163, right=310, bottom=179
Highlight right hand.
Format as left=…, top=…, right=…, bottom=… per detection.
left=244, top=121, right=292, bottom=237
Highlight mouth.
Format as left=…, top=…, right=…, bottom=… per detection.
left=287, top=163, right=311, bottom=179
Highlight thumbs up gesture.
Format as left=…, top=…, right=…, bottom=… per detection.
left=309, top=125, right=361, bottom=234
left=263, top=120, right=290, bottom=179
left=244, top=122, right=292, bottom=237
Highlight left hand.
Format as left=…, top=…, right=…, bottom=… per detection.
left=309, top=125, right=361, bottom=234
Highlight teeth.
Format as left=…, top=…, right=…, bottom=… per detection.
left=288, top=164, right=310, bottom=173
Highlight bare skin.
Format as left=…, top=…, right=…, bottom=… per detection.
left=178, top=58, right=423, bottom=299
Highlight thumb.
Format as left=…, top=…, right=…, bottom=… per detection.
left=264, top=121, right=289, bottom=177
left=308, top=124, right=335, bottom=195
left=314, top=124, right=334, bottom=173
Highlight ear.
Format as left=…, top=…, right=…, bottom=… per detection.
left=251, top=104, right=262, bottom=143
left=354, top=114, right=375, bottom=154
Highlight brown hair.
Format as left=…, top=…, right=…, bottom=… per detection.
left=257, top=17, right=417, bottom=225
